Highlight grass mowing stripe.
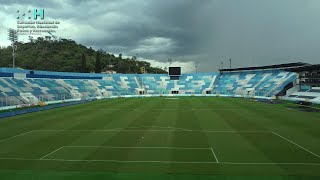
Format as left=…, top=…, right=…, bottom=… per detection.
left=0, top=158, right=320, bottom=166
left=32, top=129, right=271, bottom=133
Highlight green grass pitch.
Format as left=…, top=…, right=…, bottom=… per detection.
left=0, top=97, right=320, bottom=179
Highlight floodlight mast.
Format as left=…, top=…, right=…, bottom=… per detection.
left=195, top=61, right=200, bottom=73
left=8, top=28, right=18, bottom=68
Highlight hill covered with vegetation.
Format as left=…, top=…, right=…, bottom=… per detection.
left=0, top=37, right=167, bottom=74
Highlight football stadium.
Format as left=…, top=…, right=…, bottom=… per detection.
left=2, top=0, right=320, bottom=179
left=0, top=63, right=320, bottom=179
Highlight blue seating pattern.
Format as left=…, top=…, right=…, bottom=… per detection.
left=214, top=70, right=297, bottom=97
left=0, top=67, right=299, bottom=106
left=138, top=73, right=217, bottom=94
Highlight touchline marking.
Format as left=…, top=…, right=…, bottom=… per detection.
left=0, top=157, right=320, bottom=166
left=210, top=148, right=219, bottom=163
left=40, top=146, right=65, bottom=160
left=0, top=130, right=35, bottom=144
left=271, top=131, right=320, bottom=158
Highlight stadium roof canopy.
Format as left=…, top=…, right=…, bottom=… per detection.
left=286, top=64, right=320, bottom=72
left=219, top=62, right=311, bottom=72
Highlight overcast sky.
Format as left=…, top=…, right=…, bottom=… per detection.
left=1, top=0, right=320, bottom=73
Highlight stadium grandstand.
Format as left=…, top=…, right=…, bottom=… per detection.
left=0, top=62, right=319, bottom=110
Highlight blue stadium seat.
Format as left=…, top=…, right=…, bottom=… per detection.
left=0, top=68, right=298, bottom=107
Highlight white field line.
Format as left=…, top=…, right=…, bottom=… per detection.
left=40, top=146, right=65, bottom=160
left=5, top=130, right=319, bottom=165
left=271, top=131, right=320, bottom=158
left=127, top=126, right=193, bottom=131
left=201, top=130, right=270, bottom=133
left=0, top=130, right=35, bottom=144
left=218, top=162, right=320, bottom=166
left=40, top=146, right=213, bottom=161
left=173, top=127, right=193, bottom=131
left=132, top=108, right=248, bottom=111
left=33, top=129, right=270, bottom=133
left=0, top=157, right=320, bottom=166
left=64, top=146, right=210, bottom=150
left=43, top=159, right=217, bottom=164
left=210, top=148, right=219, bottom=163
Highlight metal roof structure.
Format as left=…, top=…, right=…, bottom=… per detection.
left=219, top=62, right=314, bottom=72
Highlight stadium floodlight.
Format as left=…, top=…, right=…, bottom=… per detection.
left=8, top=28, right=18, bottom=68
left=195, top=61, right=200, bottom=73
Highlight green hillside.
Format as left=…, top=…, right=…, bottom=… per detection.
left=0, top=38, right=167, bottom=74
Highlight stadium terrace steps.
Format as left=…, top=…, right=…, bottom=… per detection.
left=137, top=73, right=218, bottom=94
left=214, top=70, right=297, bottom=97
left=285, top=87, right=320, bottom=103
left=0, top=68, right=301, bottom=107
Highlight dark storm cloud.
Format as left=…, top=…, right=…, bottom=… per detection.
left=195, top=0, right=320, bottom=71
left=54, top=0, right=202, bottom=59
left=2, top=0, right=320, bottom=72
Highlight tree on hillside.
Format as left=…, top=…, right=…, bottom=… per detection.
left=80, top=53, right=87, bottom=73
left=0, top=39, right=167, bottom=74
left=95, top=51, right=101, bottom=73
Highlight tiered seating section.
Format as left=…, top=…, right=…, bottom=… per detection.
left=0, top=67, right=302, bottom=107
left=287, top=87, right=320, bottom=103
left=214, top=70, right=297, bottom=97
left=139, top=73, right=217, bottom=94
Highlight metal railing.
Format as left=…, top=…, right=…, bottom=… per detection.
left=0, top=93, right=74, bottom=107
left=0, top=90, right=275, bottom=108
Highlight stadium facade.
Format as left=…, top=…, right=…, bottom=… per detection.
left=0, top=62, right=320, bottom=110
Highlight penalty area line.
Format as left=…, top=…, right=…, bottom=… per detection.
left=210, top=148, right=219, bottom=163
left=40, top=146, right=65, bottom=160
left=126, top=126, right=193, bottom=131
left=0, top=130, right=35, bottom=144
left=64, top=146, right=211, bottom=150
left=271, top=131, right=320, bottom=158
